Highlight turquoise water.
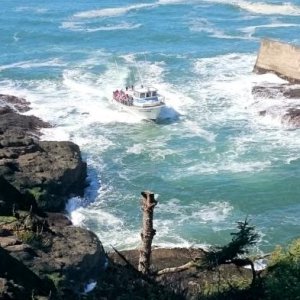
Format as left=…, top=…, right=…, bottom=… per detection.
left=1, top=0, right=300, bottom=252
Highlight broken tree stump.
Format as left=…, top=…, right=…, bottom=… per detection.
left=138, top=191, right=157, bottom=275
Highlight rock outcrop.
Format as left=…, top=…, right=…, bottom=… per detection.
left=0, top=94, right=106, bottom=299
left=0, top=95, right=87, bottom=211
left=0, top=218, right=106, bottom=298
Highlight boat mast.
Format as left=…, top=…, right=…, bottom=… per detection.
left=134, top=57, right=144, bottom=87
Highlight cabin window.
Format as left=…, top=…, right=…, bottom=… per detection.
left=146, top=92, right=150, bottom=97
left=152, top=91, right=157, bottom=96
left=140, top=93, right=145, bottom=98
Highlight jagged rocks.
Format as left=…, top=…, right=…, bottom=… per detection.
left=0, top=95, right=87, bottom=211
left=0, top=94, right=108, bottom=299
left=252, top=84, right=300, bottom=127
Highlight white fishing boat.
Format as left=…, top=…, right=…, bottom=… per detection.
left=112, top=85, right=165, bottom=120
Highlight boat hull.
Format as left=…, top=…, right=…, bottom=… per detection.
left=111, top=99, right=164, bottom=120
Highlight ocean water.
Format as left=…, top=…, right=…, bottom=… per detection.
left=1, top=0, right=300, bottom=253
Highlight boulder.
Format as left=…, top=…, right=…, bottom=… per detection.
left=0, top=176, right=38, bottom=215
left=1, top=140, right=87, bottom=211
left=1, top=223, right=106, bottom=297
left=282, top=108, right=300, bottom=127
left=0, top=246, right=56, bottom=299
left=0, top=94, right=31, bottom=113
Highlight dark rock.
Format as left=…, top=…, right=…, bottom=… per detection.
left=282, top=108, right=300, bottom=127
left=2, top=224, right=106, bottom=297
left=0, top=95, right=99, bottom=298
left=0, top=95, right=87, bottom=212
left=0, top=246, right=56, bottom=298
left=252, top=84, right=300, bottom=99
left=0, top=277, right=26, bottom=300
left=0, top=106, right=14, bottom=115
left=45, top=213, right=72, bottom=227
left=253, top=83, right=300, bottom=100
left=259, top=110, right=266, bottom=116
left=0, top=113, right=50, bottom=136
left=252, top=84, right=300, bottom=127
left=0, top=176, right=38, bottom=215
left=0, top=94, right=31, bottom=113
left=1, top=140, right=87, bottom=211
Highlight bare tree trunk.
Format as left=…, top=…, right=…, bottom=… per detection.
left=138, top=191, right=157, bottom=275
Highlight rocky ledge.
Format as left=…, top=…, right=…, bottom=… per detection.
left=0, top=95, right=106, bottom=299
left=0, top=94, right=87, bottom=212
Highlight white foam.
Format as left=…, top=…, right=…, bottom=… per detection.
left=189, top=18, right=250, bottom=40
left=158, top=0, right=189, bottom=4
left=158, top=200, right=233, bottom=224
left=126, top=143, right=145, bottom=154
left=16, top=6, right=48, bottom=14
left=74, top=3, right=155, bottom=19
left=84, top=282, right=97, bottom=294
left=241, top=22, right=300, bottom=38
left=61, top=21, right=141, bottom=32
left=183, top=120, right=216, bottom=142
left=66, top=197, right=86, bottom=226
left=236, top=0, right=300, bottom=15
left=0, top=58, right=66, bottom=71
left=13, top=32, right=20, bottom=42
left=244, top=258, right=268, bottom=271
left=208, top=0, right=300, bottom=16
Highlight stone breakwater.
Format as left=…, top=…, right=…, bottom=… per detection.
left=254, top=39, right=300, bottom=83
left=0, top=94, right=106, bottom=299
left=253, top=39, right=300, bottom=127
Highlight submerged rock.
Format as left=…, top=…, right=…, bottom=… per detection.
left=0, top=94, right=31, bottom=113
left=282, top=108, right=300, bottom=127
left=252, top=84, right=300, bottom=99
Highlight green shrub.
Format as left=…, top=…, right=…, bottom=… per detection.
left=46, top=272, right=65, bottom=289
left=264, top=239, right=300, bottom=300
left=0, top=216, right=17, bottom=225
left=27, top=187, right=46, bottom=201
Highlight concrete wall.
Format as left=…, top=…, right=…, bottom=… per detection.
left=254, top=39, right=300, bottom=83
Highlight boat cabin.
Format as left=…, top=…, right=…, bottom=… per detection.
left=133, top=87, right=157, bottom=99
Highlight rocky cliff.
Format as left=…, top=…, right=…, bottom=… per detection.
left=0, top=95, right=106, bottom=299
left=0, top=94, right=87, bottom=212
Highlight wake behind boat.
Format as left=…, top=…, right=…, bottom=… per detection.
left=112, top=85, right=165, bottom=120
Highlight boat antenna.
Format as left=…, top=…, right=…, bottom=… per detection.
left=133, top=57, right=144, bottom=87
left=114, top=59, right=120, bottom=76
